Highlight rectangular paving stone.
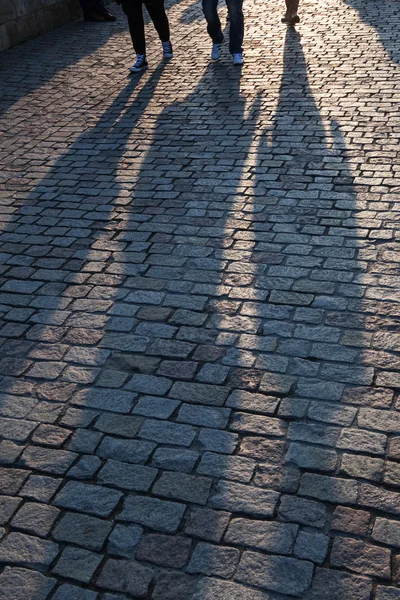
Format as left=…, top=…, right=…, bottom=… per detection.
left=210, top=481, right=279, bottom=517
left=97, top=437, right=155, bottom=464
left=225, top=518, right=298, bottom=555
left=376, top=588, right=400, bottom=600
left=53, top=546, right=102, bottom=583
left=299, top=473, right=358, bottom=505
left=118, top=495, right=185, bottom=533
left=193, top=578, right=275, bottom=600
left=187, top=542, right=240, bottom=578
left=0, top=496, right=22, bottom=525
left=139, top=419, right=196, bottom=446
left=94, top=413, right=143, bottom=438
left=137, top=534, right=192, bottom=568
left=153, top=471, right=212, bottom=505
left=303, top=568, right=372, bottom=600
left=230, top=413, right=286, bottom=437
left=331, top=537, right=391, bottom=579
left=177, top=404, right=230, bottom=429
left=54, top=481, right=123, bottom=517
left=170, top=381, right=230, bottom=406
left=133, top=395, right=179, bottom=419
left=0, top=418, right=37, bottom=443
left=11, top=502, right=59, bottom=537
left=96, top=559, right=153, bottom=597
left=0, top=567, right=56, bottom=600
left=0, top=532, right=59, bottom=570
left=185, top=507, right=230, bottom=543
left=153, top=572, right=197, bottom=600
left=107, top=523, right=143, bottom=559
left=72, top=389, right=135, bottom=413
left=20, top=475, right=61, bottom=503
left=152, top=447, right=199, bottom=472
left=198, top=428, right=239, bottom=454
left=126, top=374, right=172, bottom=396
left=226, top=390, right=278, bottom=414
left=98, top=459, right=157, bottom=492
left=19, top=446, right=77, bottom=475
left=53, top=512, right=112, bottom=551
left=0, top=467, right=29, bottom=495
left=236, top=551, right=313, bottom=596
left=359, top=484, right=400, bottom=516
left=52, top=583, right=98, bottom=600
left=197, top=452, right=256, bottom=483
left=278, top=495, right=327, bottom=527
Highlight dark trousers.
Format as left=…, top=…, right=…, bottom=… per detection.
left=121, top=0, right=170, bottom=56
left=79, top=0, right=107, bottom=16
left=202, top=0, right=244, bottom=54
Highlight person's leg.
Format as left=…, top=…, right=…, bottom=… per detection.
left=94, top=0, right=117, bottom=20
left=283, top=0, right=300, bottom=23
left=202, top=0, right=223, bottom=45
left=121, top=0, right=146, bottom=55
left=145, top=0, right=170, bottom=43
left=226, top=0, right=244, bottom=55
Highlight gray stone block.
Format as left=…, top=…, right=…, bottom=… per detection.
left=187, top=542, right=240, bottom=578
left=0, top=532, right=59, bottom=570
left=54, top=481, right=122, bottom=517
left=98, top=459, right=157, bottom=492
left=225, top=518, right=298, bottom=554
left=107, top=524, right=143, bottom=558
left=53, top=546, right=102, bottom=583
left=96, top=559, right=153, bottom=597
left=0, top=567, right=56, bottom=600
left=153, top=471, right=212, bottom=505
left=118, top=495, right=185, bottom=533
left=53, top=512, right=112, bottom=551
left=236, top=551, right=313, bottom=596
left=210, top=481, right=279, bottom=517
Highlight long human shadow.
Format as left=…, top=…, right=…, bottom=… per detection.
left=196, top=28, right=367, bottom=599
left=0, top=63, right=167, bottom=401
left=345, top=0, right=400, bottom=63
left=0, top=0, right=186, bottom=118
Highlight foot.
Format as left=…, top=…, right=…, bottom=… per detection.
left=84, top=10, right=105, bottom=21
left=211, top=43, right=222, bottom=61
left=162, top=40, right=173, bottom=59
left=281, top=13, right=300, bottom=24
left=130, top=55, right=148, bottom=73
left=232, top=52, right=244, bottom=66
left=102, top=11, right=117, bottom=21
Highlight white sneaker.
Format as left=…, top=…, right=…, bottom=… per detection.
left=162, top=40, right=173, bottom=59
left=232, top=53, right=244, bottom=66
left=211, top=43, right=222, bottom=60
left=130, top=54, right=148, bottom=73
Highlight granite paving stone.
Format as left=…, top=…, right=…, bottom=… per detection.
left=0, top=0, right=399, bottom=596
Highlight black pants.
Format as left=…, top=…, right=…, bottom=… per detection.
left=79, top=0, right=107, bottom=16
left=121, top=0, right=170, bottom=56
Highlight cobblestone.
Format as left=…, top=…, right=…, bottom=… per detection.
left=0, top=0, right=399, bottom=595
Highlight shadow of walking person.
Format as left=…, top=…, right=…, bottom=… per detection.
left=344, top=0, right=400, bottom=64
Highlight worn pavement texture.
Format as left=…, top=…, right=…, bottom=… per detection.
left=0, top=0, right=400, bottom=598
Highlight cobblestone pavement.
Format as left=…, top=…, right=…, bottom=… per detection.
left=0, top=0, right=400, bottom=597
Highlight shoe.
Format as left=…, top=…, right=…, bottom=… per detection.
left=84, top=10, right=105, bottom=21
left=232, top=53, right=244, bottom=66
left=162, top=40, right=173, bottom=59
left=103, top=11, right=117, bottom=21
left=281, top=14, right=300, bottom=25
left=211, top=43, right=222, bottom=60
left=130, top=55, right=148, bottom=73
